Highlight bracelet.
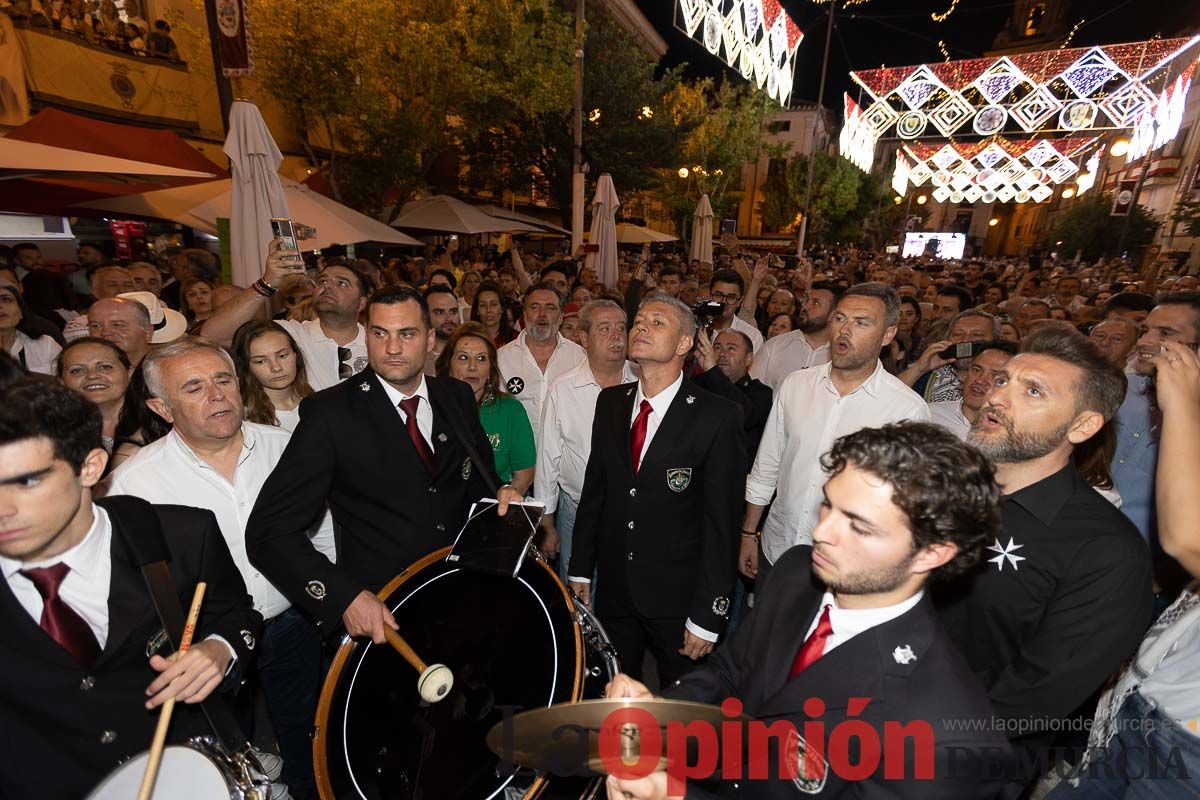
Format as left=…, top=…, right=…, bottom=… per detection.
left=252, top=278, right=278, bottom=298
left=741, top=530, right=760, bottom=539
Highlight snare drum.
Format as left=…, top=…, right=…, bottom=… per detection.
left=314, top=547, right=618, bottom=800
left=87, top=737, right=274, bottom=800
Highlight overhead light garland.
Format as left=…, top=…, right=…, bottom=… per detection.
left=847, top=37, right=1200, bottom=139
left=931, top=0, right=959, bottom=23
left=1126, top=64, right=1195, bottom=163
left=839, top=93, right=878, bottom=172
left=675, top=0, right=803, bottom=106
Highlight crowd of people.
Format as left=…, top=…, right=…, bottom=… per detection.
left=1, top=232, right=1199, bottom=799
left=3, top=0, right=180, bottom=61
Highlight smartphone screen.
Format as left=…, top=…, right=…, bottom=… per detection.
left=270, top=218, right=299, bottom=253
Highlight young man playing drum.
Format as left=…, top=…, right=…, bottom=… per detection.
left=0, top=380, right=261, bottom=798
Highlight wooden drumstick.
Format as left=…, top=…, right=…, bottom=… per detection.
left=136, top=582, right=206, bottom=800
left=384, top=627, right=454, bottom=703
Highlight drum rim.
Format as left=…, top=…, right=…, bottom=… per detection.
left=313, top=546, right=586, bottom=800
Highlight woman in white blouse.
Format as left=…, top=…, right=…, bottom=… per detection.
left=0, top=283, right=61, bottom=376
left=232, top=320, right=314, bottom=432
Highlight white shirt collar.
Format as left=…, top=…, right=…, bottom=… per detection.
left=517, top=329, right=567, bottom=353
left=168, top=426, right=256, bottom=472
left=816, top=588, right=925, bottom=639
left=574, top=358, right=638, bottom=388
left=376, top=372, right=430, bottom=408
left=635, top=371, right=684, bottom=417
left=820, top=359, right=885, bottom=399
left=0, top=504, right=110, bottom=582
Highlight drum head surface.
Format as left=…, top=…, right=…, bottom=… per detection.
left=317, top=552, right=581, bottom=800
left=87, top=747, right=230, bottom=799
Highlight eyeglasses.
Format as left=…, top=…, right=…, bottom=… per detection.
left=337, top=346, right=352, bottom=380
left=710, top=291, right=741, bottom=304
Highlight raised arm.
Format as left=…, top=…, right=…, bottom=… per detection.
left=201, top=239, right=304, bottom=348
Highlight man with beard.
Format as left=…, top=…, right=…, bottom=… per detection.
left=497, top=282, right=585, bottom=446
left=604, top=423, right=1013, bottom=800
left=750, top=281, right=843, bottom=391
left=694, top=329, right=772, bottom=458
left=937, top=326, right=1153, bottom=766
left=423, top=284, right=461, bottom=375
left=742, top=283, right=930, bottom=587
left=247, top=286, right=522, bottom=645
left=927, top=341, right=1017, bottom=440
left=203, top=240, right=371, bottom=390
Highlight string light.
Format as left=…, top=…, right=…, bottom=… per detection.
left=1060, top=18, right=1085, bottom=49
left=937, top=40, right=951, bottom=63
left=931, top=0, right=959, bottom=23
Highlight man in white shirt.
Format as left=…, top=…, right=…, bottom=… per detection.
left=498, top=282, right=586, bottom=445
left=108, top=337, right=334, bottom=799
left=928, top=341, right=1016, bottom=440
left=741, top=283, right=931, bottom=586
left=706, top=268, right=764, bottom=353
left=203, top=243, right=370, bottom=391
left=535, top=299, right=638, bottom=583
left=750, top=280, right=842, bottom=391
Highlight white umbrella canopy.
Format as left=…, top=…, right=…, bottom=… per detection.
left=478, top=204, right=569, bottom=236
left=0, top=137, right=215, bottom=183
left=608, top=223, right=678, bottom=244
left=586, top=174, right=620, bottom=290
left=73, top=177, right=422, bottom=250
left=690, top=194, right=714, bottom=264
left=224, top=100, right=290, bottom=286
left=391, top=195, right=541, bottom=234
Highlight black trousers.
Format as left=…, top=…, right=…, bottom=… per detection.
left=602, top=612, right=705, bottom=689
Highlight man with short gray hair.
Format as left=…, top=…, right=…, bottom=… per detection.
left=86, top=297, right=155, bottom=366
left=63, top=266, right=137, bottom=341
left=568, top=292, right=745, bottom=686
left=109, top=336, right=335, bottom=798
left=535, top=299, right=638, bottom=583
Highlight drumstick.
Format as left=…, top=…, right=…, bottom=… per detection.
left=383, top=627, right=455, bottom=703
left=136, top=582, right=206, bottom=800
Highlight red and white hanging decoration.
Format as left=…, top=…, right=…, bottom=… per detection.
left=839, top=94, right=878, bottom=173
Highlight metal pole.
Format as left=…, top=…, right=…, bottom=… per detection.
left=570, top=0, right=586, bottom=254
left=796, top=1, right=836, bottom=258
left=203, top=0, right=234, bottom=133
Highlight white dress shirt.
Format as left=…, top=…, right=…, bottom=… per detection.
left=108, top=422, right=337, bottom=619
left=728, top=316, right=765, bottom=353
left=1, top=505, right=113, bottom=647
left=375, top=373, right=435, bottom=451
left=534, top=359, right=639, bottom=514
left=0, top=505, right=236, bottom=663
left=747, top=361, right=931, bottom=564
left=498, top=331, right=586, bottom=446
left=8, top=330, right=62, bottom=376
left=804, top=589, right=925, bottom=656
left=276, top=318, right=367, bottom=392
left=750, top=329, right=832, bottom=392
left=927, top=398, right=971, bottom=441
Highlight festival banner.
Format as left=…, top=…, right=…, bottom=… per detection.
left=215, top=0, right=253, bottom=77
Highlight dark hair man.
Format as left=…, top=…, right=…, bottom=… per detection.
left=751, top=280, right=844, bottom=391
left=568, top=292, right=744, bottom=686
left=1102, top=292, right=1156, bottom=330
left=247, top=286, right=521, bottom=646
left=1111, top=292, right=1200, bottom=548
left=694, top=328, right=772, bottom=458
left=606, top=422, right=1013, bottom=799
left=423, top=284, right=462, bottom=374
left=204, top=240, right=372, bottom=390
left=0, top=380, right=259, bottom=798
left=938, top=327, right=1153, bottom=761
left=927, top=341, right=1018, bottom=440
left=657, top=265, right=684, bottom=297
left=934, top=284, right=973, bottom=321
left=1088, top=317, right=1139, bottom=368
left=708, top=268, right=764, bottom=352
left=1015, top=299, right=1051, bottom=333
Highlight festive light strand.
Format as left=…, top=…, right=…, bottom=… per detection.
left=938, top=40, right=951, bottom=63
left=931, top=0, right=959, bottom=23
left=1060, top=18, right=1084, bottom=49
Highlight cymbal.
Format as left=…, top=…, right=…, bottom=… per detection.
left=485, top=698, right=747, bottom=777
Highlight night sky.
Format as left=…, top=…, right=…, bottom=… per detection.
left=635, top=0, right=1200, bottom=107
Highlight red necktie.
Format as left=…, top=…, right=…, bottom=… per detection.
left=629, top=399, right=653, bottom=474
left=20, top=563, right=101, bottom=668
left=399, top=396, right=435, bottom=473
left=789, top=604, right=833, bottom=679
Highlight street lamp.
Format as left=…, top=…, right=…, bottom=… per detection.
left=1110, top=138, right=1130, bottom=158
left=588, top=108, right=601, bottom=123
left=1061, top=187, right=1076, bottom=199
left=678, top=167, right=689, bottom=179
left=893, top=196, right=903, bottom=204
left=640, top=106, right=654, bottom=119
left=988, top=218, right=1000, bottom=227
left=916, top=195, right=927, bottom=205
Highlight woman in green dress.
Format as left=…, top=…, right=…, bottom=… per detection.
left=436, top=321, right=536, bottom=495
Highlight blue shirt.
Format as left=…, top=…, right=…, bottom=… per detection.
left=1111, top=374, right=1158, bottom=545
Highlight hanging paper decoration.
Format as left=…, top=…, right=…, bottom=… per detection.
left=839, top=94, right=878, bottom=172
left=848, top=36, right=1199, bottom=138
left=674, top=0, right=803, bottom=106
left=1127, top=64, right=1195, bottom=163
left=892, top=151, right=911, bottom=197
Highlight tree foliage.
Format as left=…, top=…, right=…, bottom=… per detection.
left=252, top=0, right=574, bottom=219
left=1049, top=193, right=1161, bottom=260
left=1170, top=196, right=1200, bottom=238
left=758, top=152, right=864, bottom=242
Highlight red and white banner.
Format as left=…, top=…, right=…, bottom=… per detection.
left=214, top=0, right=253, bottom=77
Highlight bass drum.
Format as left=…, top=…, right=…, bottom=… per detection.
left=314, top=547, right=617, bottom=800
